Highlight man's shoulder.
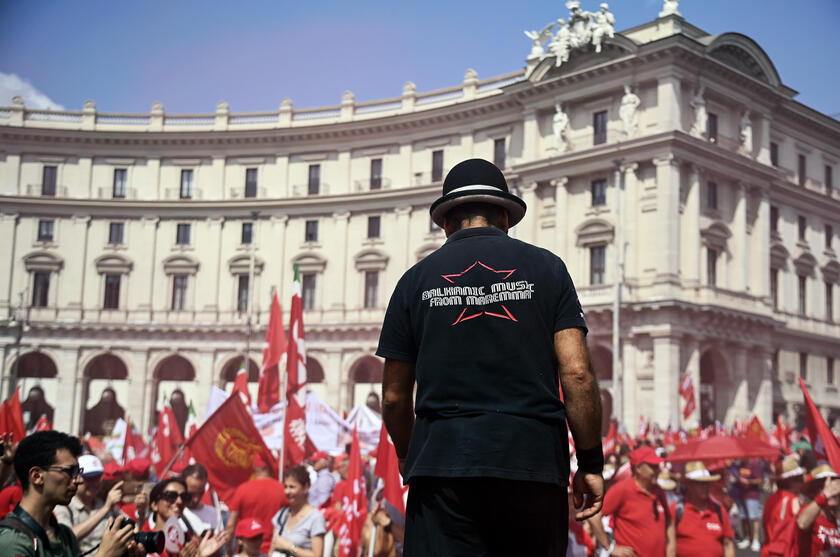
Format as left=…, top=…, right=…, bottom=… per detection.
left=0, top=523, right=36, bottom=556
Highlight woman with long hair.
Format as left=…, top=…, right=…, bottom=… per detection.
left=270, top=466, right=326, bottom=557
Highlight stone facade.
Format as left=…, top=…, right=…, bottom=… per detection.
left=1, top=12, right=839, bottom=435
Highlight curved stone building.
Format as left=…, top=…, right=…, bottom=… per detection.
left=1, top=7, right=838, bottom=436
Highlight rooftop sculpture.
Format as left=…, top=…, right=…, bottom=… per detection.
left=524, top=1, right=615, bottom=74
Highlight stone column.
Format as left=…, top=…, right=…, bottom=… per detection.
left=733, top=182, right=749, bottom=292
left=522, top=108, right=539, bottom=161
left=210, top=156, right=225, bottom=200
left=684, top=165, right=702, bottom=285
left=552, top=177, right=569, bottom=256
left=395, top=206, right=413, bottom=270
left=620, top=163, right=638, bottom=281
left=656, top=75, right=682, bottom=133
left=682, top=338, right=700, bottom=429
left=620, top=338, right=638, bottom=427
left=652, top=333, right=680, bottom=427
left=78, top=157, right=93, bottom=198
left=751, top=188, right=770, bottom=298
left=729, top=345, right=749, bottom=424
left=270, top=215, right=289, bottom=296
left=653, top=155, right=681, bottom=286
left=753, top=348, right=773, bottom=427
left=193, top=351, right=215, bottom=419
left=333, top=212, right=351, bottom=311
left=518, top=182, right=539, bottom=245
left=147, top=158, right=161, bottom=200
left=72, top=376, right=86, bottom=435
left=324, top=350, right=344, bottom=413
left=142, top=376, right=156, bottom=434
left=124, top=350, right=146, bottom=425
left=756, top=113, right=772, bottom=165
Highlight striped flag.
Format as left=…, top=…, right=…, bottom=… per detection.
left=286, top=265, right=307, bottom=397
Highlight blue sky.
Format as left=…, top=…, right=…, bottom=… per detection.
left=1, top=0, right=838, bottom=117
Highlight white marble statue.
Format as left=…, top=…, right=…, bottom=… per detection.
left=591, top=3, right=615, bottom=53
left=525, top=22, right=555, bottom=60
left=740, top=111, right=753, bottom=154
left=553, top=102, right=570, bottom=152
left=659, top=0, right=681, bottom=17
left=690, top=86, right=707, bottom=138
left=549, top=18, right=572, bottom=66
left=566, top=1, right=593, bottom=49
left=619, top=85, right=640, bottom=139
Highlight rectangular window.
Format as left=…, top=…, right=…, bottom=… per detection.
left=245, top=168, right=258, bottom=198
left=364, top=271, right=379, bottom=309
left=591, top=179, right=607, bottom=206
left=302, top=273, right=316, bottom=310
left=828, top=357, right=835, bottom=386
left=827, top=282, right=834, bottom=322
left=180, top=169, right=194, bottom=199
left=103, top=274, right=121, bottom=309
left=798, top=215, right=807, bottom=241
left=108, top=222, right=124, bottom=244
left=237, top=275, right=249, bottom=313
left=770, top=142, right=779, bottom=167
left=241, top=222, right=253, bottom=244
left=431, top=150, right=444, bottom=182
left=800, top=352, right=808, bottom=380
left=304, top=220, right=318, bottom=242
left=37, top=220, right=54, bottom=242
left=770, top=206, right=779, bottom=234
left=367, top=215, right=381, bottom=239
left=176, top=223, right=191, bottom=245
left=593, top=111, right=607, bottom=145
left=798, top=275, right=807, bottom=315
left=493, top=138, right=506, bottom=169
left=706, top=181, right=718, bottom=209
left=798, top=154, right=807, bottom=186
left=707, top=248, right=718, bottom=287
left=42, top=166, right=57, bottom=196
left=308, top=164, right=320, bottom=195
left=590, top=245, right=606, bottom=285
left=826, top=165, right=834, bottom=191
left=770, top=268, right=778, bottom=310
left=707, top=113, right=718, bottom=143
left=827, top=224, right=834, bottom=250
left=171, top=275, right=187, bottom=311
left=32, top=272, right=50, bottom=307
left=113, top=168, right=127, bottom=198
left=370, top=159, right=382, bottom=190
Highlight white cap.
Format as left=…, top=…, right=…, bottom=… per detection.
left=78, top=455, right=104, bottom=478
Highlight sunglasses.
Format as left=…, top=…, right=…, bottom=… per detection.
left=159, top=490, right=186, bottom=504
left=44, top=465, right=84, bottom=479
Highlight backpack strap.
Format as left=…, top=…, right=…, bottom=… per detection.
left=0, top=513, right=37, bottom=551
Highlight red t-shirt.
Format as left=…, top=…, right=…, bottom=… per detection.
left=670, top=499, right=733, bottom=557
left=229, top=477, right=288, bottom=554
left=797, top=509, right=840, bottom=557
left=601, top=476, right=670, bottom=556
left=761, top=490, right=800, bottom=557
left=0, top=484, right=23, bottom=519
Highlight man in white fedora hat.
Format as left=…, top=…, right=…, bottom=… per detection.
left=379, top=158, right=603, bottom=556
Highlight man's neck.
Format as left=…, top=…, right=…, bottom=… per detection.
left=632, top=475, right=655, bottom=494
left=19, top=492, right=53, bottom=528
left=685, top=493, right=708, bottom=510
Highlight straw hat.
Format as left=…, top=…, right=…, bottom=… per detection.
left=774, top=456, right=805, bottom=480
left=603, top=463, right=616, bottom=480
left=802, top=464, right=839, bottom=496
left=683, top=461, right=721, bottom=482
left=657, top=469, right=677, bottom=491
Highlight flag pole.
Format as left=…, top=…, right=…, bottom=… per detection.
left=159, top=442, right=186, bottom=479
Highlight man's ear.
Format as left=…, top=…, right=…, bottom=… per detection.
left=30, top=467, right=45, bottom=488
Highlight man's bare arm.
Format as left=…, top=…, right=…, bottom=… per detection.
left=555, top=327, right=602, bottom=450
left=382, top=358, right=416, bottom=468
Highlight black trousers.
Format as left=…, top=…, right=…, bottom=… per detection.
left=404, top=476, right=568, bottom=557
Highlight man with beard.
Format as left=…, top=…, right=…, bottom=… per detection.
left=0, top=431, right=139, bottom=557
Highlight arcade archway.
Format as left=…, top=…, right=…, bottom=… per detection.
left=221, top=356, right=259, bottom=402
left=13, top=352, right=58, bottom=431
left=83, top=353, right=128, bottom=436
left=153, top=355, right=196, bottom=433
left=699, top=349, right=730, bottom=428
left=349, top=356, right=383, bottom=410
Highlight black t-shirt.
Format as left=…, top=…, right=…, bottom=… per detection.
left=376, top=226, right=587, bottom=485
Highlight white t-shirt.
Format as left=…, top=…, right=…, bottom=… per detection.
left=182, top=503, right=220, bottom=533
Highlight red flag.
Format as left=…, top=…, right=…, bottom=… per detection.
left=286, top=265, right=306, bottom=397
left=232, top=358, right=251, bottom=407
left=683, top=395, right=696, bottom=420
left=283, top=395, right=317, bottom=468
left=678, top=372, right=693, bottom=399
left=336, top=426, right=367, bottom=557
left=150, top=404, right=184, bottom=477
left=0, top=388, right=26, bottom=441
left=637, top=415, right=649, bottom=440
left=373, top=423, right=406, bottom=515
left=33, top=414, right=51, bottom=432
left=744, top=416, right=769, bottom=443
left=602, top=420, right=617, bottom=454
left=258, top=293, right=287, bottom=413
left=185, top=393, right=277, bottom=503
left=774, top=415, right=790, bottom=454
left=122, top=421, right=141, bottom=464
left=798, top=378, right=840, bottom=471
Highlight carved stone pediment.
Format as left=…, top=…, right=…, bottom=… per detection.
left=700, top=222, right=731, bottom=251
left=162, top=254, right=200, bottom=275
left=821, top=260, right=840, bottom=284
left=291, top=252, right=326, bottom=274
left=227, top=254, right=264, bottom=275
left=415, top=242, right=442, bottom=262
left=23, top=251, right=63, bottom=273
left=354, top=249, right=388, bottom=271
left=705, top=33, right=782, bottom=88
left=94, top=254, right=132, bottom=275
left=575, top=218, right=614, bottom=247
left=769, top=243, right=789, bottom=270
left=793, top=251, right=817, bottom=277
left=529, top=39, right=636, bottom=83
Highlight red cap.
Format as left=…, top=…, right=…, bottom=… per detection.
left=253, top=453, right=269, bottom=470
left=103, top=462, right=124, bottom=481
left=127, top=457, right=151, bottom=478
left=235, top=517, right=265, bottom=539
left=310, top=451, right=329, bottom=463
left=629, top=446, right=663, bottom=467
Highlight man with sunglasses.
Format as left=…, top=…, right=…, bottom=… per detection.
left=0, top=430, right=141, bottom=557
left=588, top=446, right=676, bottom=556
